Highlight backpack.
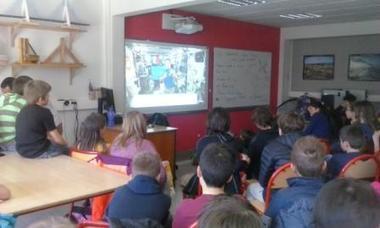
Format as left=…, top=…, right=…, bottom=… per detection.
left=147, top=113, right=169, bottom=127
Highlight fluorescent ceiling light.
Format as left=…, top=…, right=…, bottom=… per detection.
left=218, top=0, right=266, bottom=7
left=279, top=13, right=322, bottom=20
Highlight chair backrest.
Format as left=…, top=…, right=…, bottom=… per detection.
left=162, top=160, right=175, bottom=195
left=319, top=139, right=331, bottom=154
left=78, top=221, right=109, bottom=228
left=339, top=154, right=379, bottom=180
left=70, top=148, right=99, bottom=164
left=96, top=154, right=132, bottom=175
left=265, top=163, right=297, bottom=209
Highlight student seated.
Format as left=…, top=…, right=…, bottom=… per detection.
left=110, top=111, right=157, bottom=159
left=75, top=112, right=107, bottom=153
left=0, top=77, right=15, bottom=94
left=173, top=143, right=235, bottom=228
left=304, top=98, right=331, bottom=140
left=326, top=124, right=365, bottom=179
left=15, top=80, right=68, bottom=158
left=185, top=107, right=248, bottom=196
left=109, top=111, right=166, bottom=183
left=247, top=106, right=278, bottom=179
left=107, top=152, right=171, bottom=225
left=0, top=184, right=10, bottom=201
left=197, top=195, right=263, bottom=228
left=313, top=178, right=380, bottom=228
left=248, top=113, right=304, bottom=202
left=265, top=136, right=325, bottom=228
left=0, top=76, right=32, bottom=152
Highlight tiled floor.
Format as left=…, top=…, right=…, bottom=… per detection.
left=14, top=157, right=195, bottom=227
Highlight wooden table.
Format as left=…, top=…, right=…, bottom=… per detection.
left=0, top=154, right=129, bottom=215
left=101, top=125, right=177, bottom=174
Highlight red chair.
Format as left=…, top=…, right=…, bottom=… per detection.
left=77, top=221, right=109, bottom=228
left=319, top=139, right=331, bottom=154
left=250, top=163, right=297, bottom=214
left=339, top=154, right=380, bottom=181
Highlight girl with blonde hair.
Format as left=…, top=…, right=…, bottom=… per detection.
left=110, top=111, right=157, bottom=159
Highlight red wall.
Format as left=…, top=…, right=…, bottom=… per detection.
left=125, top=10, right=280, bottom=152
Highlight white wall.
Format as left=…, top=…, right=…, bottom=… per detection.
left=0, top=0, right=105, bottom=144
left=0, top=0, right=208, bottom=144
left=279, top=20, right=380, bottom=104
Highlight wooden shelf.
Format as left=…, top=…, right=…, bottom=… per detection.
left=0, top=21, right=86, bottom=47
left=12, top=63, right=85, bottom=84
left=0, top=21, right=85, bottom=32
left=12, top=63, right=84, bottom=68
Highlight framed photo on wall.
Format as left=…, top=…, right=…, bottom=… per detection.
left=348, top=54, right=380, bottom=81
left=303, top=55, right=335, bottom=80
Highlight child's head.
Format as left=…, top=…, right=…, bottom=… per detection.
left=77, top=113, right=106, bottom=151
left=24, top=80, right=51, bottom=105
left=353, top=101, right=379, bottom=129
left=251, top=106, right=274, bottom=129
left=12, top=75, right=33, bottom=96
left=339, top=125, right=366, bottom=152
left=277, top=112, right=305, bottom=135
left=122, top=111, right=146, bottom=139
left=198, top=195, right=262, bottom=228
left=207, top=107, right=230, bottom=134
left=132, top=152, right=161, bottom=179
left=344, top=101, right=355, bottom=122
left=198, top=143, right=235, bottom=188
left=291, top=136, right=325, bottom=177
left=1, top=77, right=15, bottom=94
left=313, top=178, right=380, bottom=228
left=307, top=98, right=322, bottom=116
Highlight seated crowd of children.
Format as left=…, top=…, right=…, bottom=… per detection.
left=0, top=75, right=379, bottom=228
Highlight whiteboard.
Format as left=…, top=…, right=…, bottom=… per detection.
left=213, top=48, right=272, bottom=108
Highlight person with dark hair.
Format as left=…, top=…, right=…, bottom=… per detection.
left=334, top=92, right=357, bottom=128
left=0, top=76, right=32, bottom=151
left=185, top=107, right=248, bottom=196
left=313, top=178, right=380, bottom=228
left=247, top=106, right=278, bottom=179
left=75, top=113, right=107, bottom=153
left=265, top=136, right=325, bottom=228
left=304, top=98, right=331, bottom=140
left=194, top=107, right=235, bottom=163
left=326, top=124, right=366, bottom=179
left=197, top=195, right=263, bottom=228
left=173, top=143, right=235, bottom=228
left=248, top=112, right=305, bottom=202
left=0, top=77, right=15, bottom=94
left=107, top=152, right=171, bottom=226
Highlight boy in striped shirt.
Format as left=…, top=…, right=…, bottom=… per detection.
left=0, top=76, right=32, bottom=152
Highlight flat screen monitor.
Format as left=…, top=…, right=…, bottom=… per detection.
left=125, top=40, right=208, bottom=113
left=98, top=87, right=115, bottom=114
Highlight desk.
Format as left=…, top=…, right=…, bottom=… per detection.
left=101, top=125, right=177, bottom=174
left=0, top=154, right=128, bottom=215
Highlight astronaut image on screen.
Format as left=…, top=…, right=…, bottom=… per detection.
left=125, top=40, right=207, bottom=111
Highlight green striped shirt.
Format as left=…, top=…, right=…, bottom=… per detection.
left=0, top=93, right=27, bottom=144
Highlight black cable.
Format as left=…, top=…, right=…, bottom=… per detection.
left=72, top=101, right=79, bottom=143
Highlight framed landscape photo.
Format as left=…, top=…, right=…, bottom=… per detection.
left=303, top=55, right=334, bottom=80
left=348, top=54, right=380, bottom=81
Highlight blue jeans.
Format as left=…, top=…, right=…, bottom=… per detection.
left=37, top=143, right=69, bottom=159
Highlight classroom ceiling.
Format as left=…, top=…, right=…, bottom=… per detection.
left=177, top=0, right=380, bottom=27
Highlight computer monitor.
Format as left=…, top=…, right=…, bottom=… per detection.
left=98, top=87, right=115, bottom=114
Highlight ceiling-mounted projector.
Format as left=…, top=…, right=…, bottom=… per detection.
left=174, top=21, right=203, bottom=34
left=162, top=13, right=203, bottom=35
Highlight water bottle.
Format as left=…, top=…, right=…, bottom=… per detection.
left=107, top=107, right=115, bottom=127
